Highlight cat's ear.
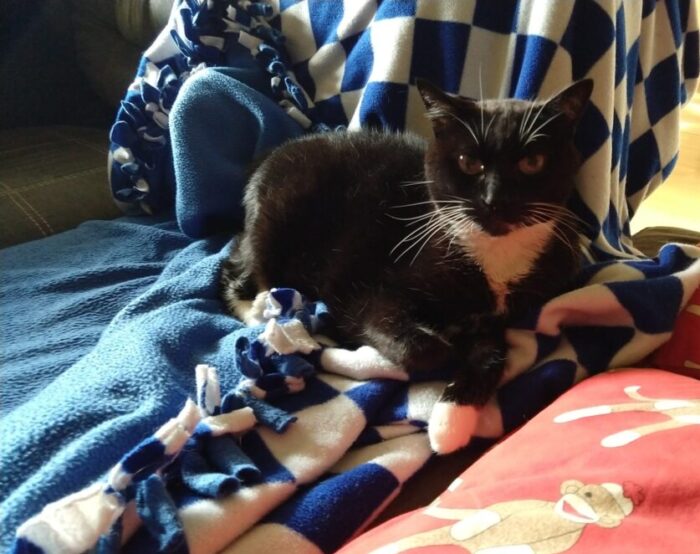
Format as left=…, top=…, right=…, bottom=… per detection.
left=416, top=79, right=476, bottom=133
left=417, top=79, right=457, bottom=115
left=547, top=79, right=594, bottom=124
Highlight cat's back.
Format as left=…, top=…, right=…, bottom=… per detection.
left=239, top=130, right=433, bottom=298
left=245, top=130, right=427, bottom=207
left=274, top=129, right=426, bottom=171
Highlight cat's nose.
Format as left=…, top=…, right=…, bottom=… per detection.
left=482, top=192, right=498, bottom=212
left=481, top=177, right=500, bottom=211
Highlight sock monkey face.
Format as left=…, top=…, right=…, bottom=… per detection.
left=557, top=480, right=632, bottom=528
left=376, top=479, right=641, bottom=554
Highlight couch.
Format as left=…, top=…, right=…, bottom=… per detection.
left=2, top=1, right=699, bottom=553
left=0, top=0, right=169, bottom=247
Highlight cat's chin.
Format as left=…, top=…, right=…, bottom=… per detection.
left=484, top=225, right=513, bottom=237
left=457, top=211, right=516, bottom=237
left=479, top=217, right=519, bottom=237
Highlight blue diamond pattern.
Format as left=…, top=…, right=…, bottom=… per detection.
left=561, top=0, right=615, bottom=80
left=627, top=130, right=661, bottom=195
left=510, top=35, right=558, bottom=98
left=574, top=103, right=610, bottom=160
left=473, top=0, right=520, bottom=34
left=410, top=19, right=471, bottom=93
left=645, top=54, right=681, bottom=125
left=340, top=31, right=374, bottom=91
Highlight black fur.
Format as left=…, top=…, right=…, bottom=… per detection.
left=221, top=79, right=593, bottom=407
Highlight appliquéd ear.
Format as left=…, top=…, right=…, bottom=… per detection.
left=547, top=79, right=594, bottom=124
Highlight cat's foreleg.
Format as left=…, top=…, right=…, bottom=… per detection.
left=220, top=241, right=270, bottom=325
left=322, top=323, right=455, bottom=382
left=429, top=328, right=507, bottom=454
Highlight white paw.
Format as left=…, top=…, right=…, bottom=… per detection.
left=428, top=402, right=478, bottom=454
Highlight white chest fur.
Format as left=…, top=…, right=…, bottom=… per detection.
left=458, top=221, right=554, bottom=313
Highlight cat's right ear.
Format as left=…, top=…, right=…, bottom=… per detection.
left=416, top=79, right=459, bottom=120
left=417, top=79, right=476, bottom=137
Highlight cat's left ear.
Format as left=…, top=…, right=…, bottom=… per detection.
left=548, top=79, right=594, bottom=124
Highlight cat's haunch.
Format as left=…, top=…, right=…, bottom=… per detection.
left=221, top=79, right=593, bottom=453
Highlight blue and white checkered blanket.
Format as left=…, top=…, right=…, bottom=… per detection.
left=5, top=1, right=700, bottom=553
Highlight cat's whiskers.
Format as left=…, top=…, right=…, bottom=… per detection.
left=484, top=113, right=496, bottom=142
left=391, top=207, right=457, bottom=250
left=523, top=212, right=579, bottom=259
left=446, top=194, right=471, bottom=204
left=407, top=207, right=470, bottom=227
left=519, top=101, right=549, bottom=146
left=518, top=101, right=537, bottom=142
left=389, top=199, right=464, bottom=209
left=526, top=206, right=577, bottom=230
left=525, top=207, right=581, bottom=241
left=392, top=215, right=446, bottom=263
left=527, top=202, right=592, bottom=231
left=520, top=84, right=570, bottom=146
left=400, top=179, right=435, bottom=187
left=525, top=216, right=572, bottom=256
left=408, top=208, right=468, bottom=265
left=387, top=211, right=439, bottom=223
left=447, top=113, right=480, bottom=145
left=475, top=75, right=497, bottom=144
left=387, top=200, right=466, bottom=229
left=440, top=196, right=475, bottom=223
left=478, top=66, right=486, bottom=138
left=525, top=207, right=588, bottom=249
left=522, top=112, right=562, bottom=146
left=446, top=214, right=478, bottom=254
left=391, top=205, right=465, bottom=264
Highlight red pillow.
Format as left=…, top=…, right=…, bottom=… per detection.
left=650, top=285, right=700, bottom=378
left=339, top=368, right=700, bottom=553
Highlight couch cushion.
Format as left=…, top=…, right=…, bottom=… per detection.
left=633, top=226, right=700, bottom=257
left=0, top=126, right=121, bottom=248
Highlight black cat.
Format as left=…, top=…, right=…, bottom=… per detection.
left=221, top=78, right=593, bottom=452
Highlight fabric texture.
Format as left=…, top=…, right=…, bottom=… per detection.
left=169, top=65, right=304, bottom=237
left=339, top=368, right=700, bottom=554
left=277, top=0, right=699, bottom=259
left=107, top=0, right=699, bottom=259
left=0, top=127, right=121, bottom=248
left=3, top=1, right=700, bottom=553
left=108, top=0, right=317, bottom=225
left=0, top=219, right=437, bottom=554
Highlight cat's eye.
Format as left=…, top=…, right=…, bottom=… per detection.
left=517, top=154, right=546, bottom=174
left=457, top=154, right=484, bottom=175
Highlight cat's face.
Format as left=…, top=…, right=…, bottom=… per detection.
left=418, top=80, right=593, bottom=236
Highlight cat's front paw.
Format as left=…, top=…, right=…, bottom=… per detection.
left=428, top=401, right=479, bottom=454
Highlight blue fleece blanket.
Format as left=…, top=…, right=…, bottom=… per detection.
left=3, top=1, right=700, bottom=553
left=0, top=217, right=439, bottom=554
